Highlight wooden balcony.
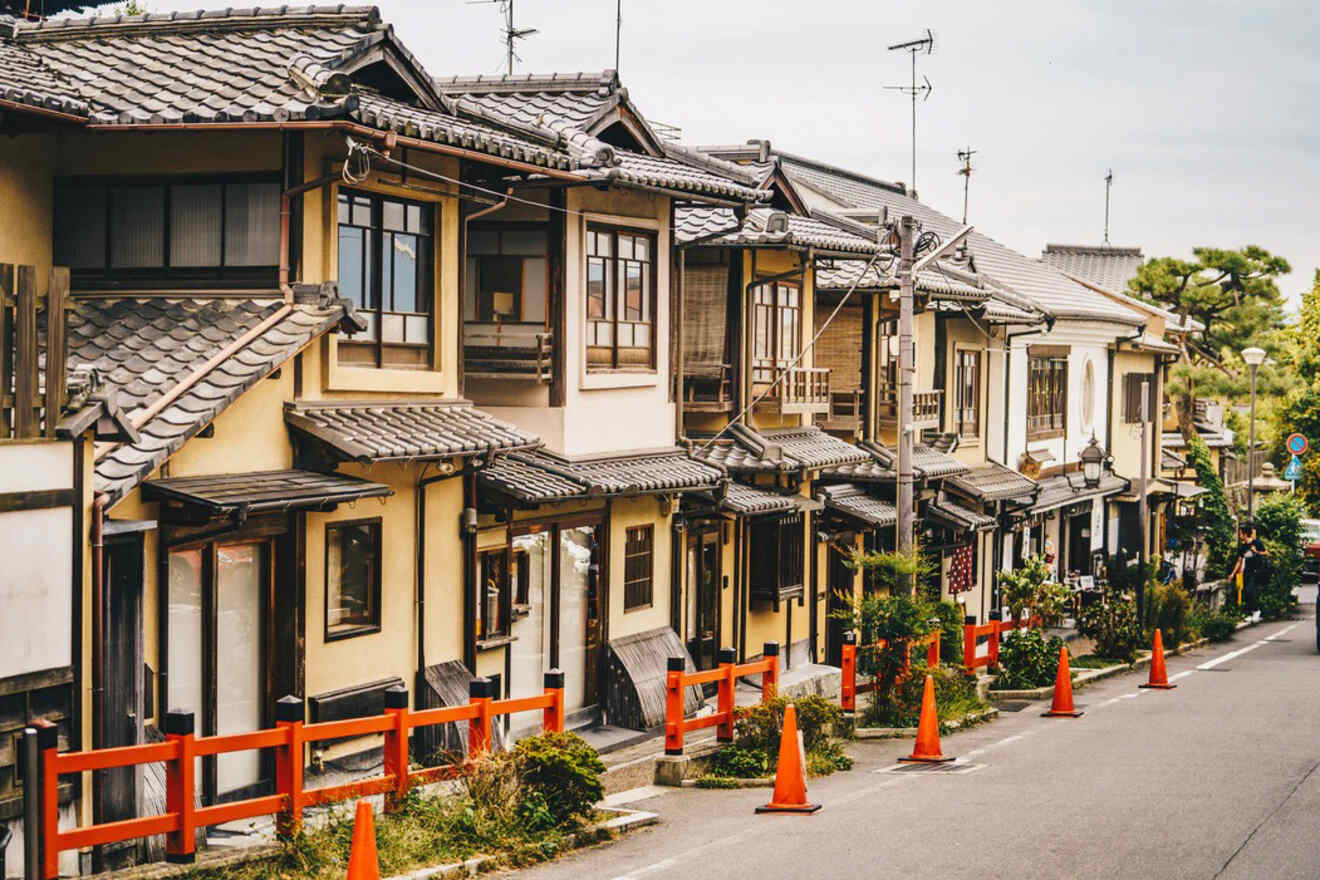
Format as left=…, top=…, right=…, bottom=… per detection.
left=463, top=321, right=552, bottom=383
left=818, top=388, right=862, bottom=432
left=757, top=365, right=831, bottom=416
left=877, top=387, right=943, bottom=430
left=681, top=364, right=734, bottom=413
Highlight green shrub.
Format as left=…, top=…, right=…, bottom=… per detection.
left=511, top=732, right=604, bottom=826
left=865, top=665, right=984, bottom=728
left=1077, top=582, right=1143, bottom=663
left=992, top=628, right=1066, bottom=690
left=1187, top=434, right=1237, bottom=579
left=706, top=741, right=767, bottom=778
left=1199, top=607, right=1241, bottom=642
left=732, top=695, right=842, bottom=755
left=928, top=599, right=965, bottom=664
left=997, top=555, right=1073, bottom=626
left=1257, top=494, right=1304, bottom=620
left=1145, top=581, right=1193, bottom=648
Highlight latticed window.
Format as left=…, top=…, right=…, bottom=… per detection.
left=623, top=525, right=654, bottom=610
left=748, top=513, right=805, bottom=601
left=586, top=225, right=656, bottom=369
left=955, top=349, right=981, bottom=438
left=751, top=282, right=801, bottom=383
left=1027, top=355, right=1067, bottom=438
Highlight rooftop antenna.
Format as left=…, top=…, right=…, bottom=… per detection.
left=615, top=0, right=622, bottom=74
left=956, top=146, right=977, bottom=224
left=468, top=0, right=538, bottom=75
left=885, top=29, right=934, bottom=196
left=1103, top=168, right=1113, bottom=244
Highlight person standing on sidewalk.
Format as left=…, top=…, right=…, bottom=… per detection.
left=1231, top=522, right=1269, bottom=611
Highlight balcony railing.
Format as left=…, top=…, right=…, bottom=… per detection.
left=759, top=365, right=830, bottom=416
left=818, top=388, right=862, bottom=432
left=463, top=321, right=552, bottom=383
left=877, top=387, right=942, bottom=429
left=681, top=364, right=734, bottom=412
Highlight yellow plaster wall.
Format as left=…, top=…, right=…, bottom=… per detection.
left=166, top=370, right=294, bottom=474
left=607, top=496, right=673, bottom=639
left=1111, top=350, right=1162, bottom=482
left=0, top=132, right=55, bottom=291
left=943, top=318, right=992, bottom=468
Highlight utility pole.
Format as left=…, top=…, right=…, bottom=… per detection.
left=895, top=216, right=974, bottom=589
left=1138, top=378, right=1149, bottom=614
left=1103, top=168, right=1113, bottom=244
left=886, top=30, right=934, bottom=195
left=957, top=147, right=977, bottom=224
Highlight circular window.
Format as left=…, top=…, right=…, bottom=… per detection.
left=1081, top=359, right=1095, bottom=432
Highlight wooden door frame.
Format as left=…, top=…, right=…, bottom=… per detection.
left=684, top=522, right=722, bottom=669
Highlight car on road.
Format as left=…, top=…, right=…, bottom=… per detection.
left=1302, top=519, right=1320, bottom=583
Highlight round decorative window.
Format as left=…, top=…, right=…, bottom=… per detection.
left=1081, top=359, right=1095, bottom=432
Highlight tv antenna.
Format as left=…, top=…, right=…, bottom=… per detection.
left=885, top=29, right=934, bottom=196
left=468, top=0, right=538, bottom=75
left=615, top=0, right=622, bottom=74
left=1103, top=168, right=1113, bottom=244
left=956, top=146, right=977, bottom=223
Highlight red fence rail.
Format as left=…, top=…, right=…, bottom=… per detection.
left=39, top=673, right=564, bottom=879
left=839, top=630, right=941, bottom=713
left=664, top=642, right=779, bottom=756
left=962, top=614, right=1043, bottom=670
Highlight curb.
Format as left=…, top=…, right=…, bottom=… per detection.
left=853, top=707, right=999, bottom=739
left=381, top=807, right=659, bottom=880
left=679, top=776, right=775, bottom=789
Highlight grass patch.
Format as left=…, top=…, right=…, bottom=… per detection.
left=862, top=665, right=988, bottom=729
left=703, top=695, right=853, bottom=781
left=1072, top=654, right=1128, bottom=669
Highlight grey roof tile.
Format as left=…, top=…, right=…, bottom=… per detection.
left=947, top=462, right=1038, bottom=503
left=928, top=495, right=998, bottom=531
left=1029, top=472, right=1129, bottom=513
left=674, top=206, right=878, bottom=254
left=1041, top=244, right=1144, bottom=296
left=480, top=449, right=723, bottom=504
left=818, top=482, right=897, bottom=528
left=694, top=423, right=869, bottom=474
left=718, top=482, right=798, bottom=515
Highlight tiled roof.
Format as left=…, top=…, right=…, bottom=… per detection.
left=719, top=482, right=798, bottom=515
left=479, top=449, right=723, bottom=503
left=596, top=151, right=767, bottom=202
left=674, top=207, right=878, bottom=254
left=814, top=257, right=991, bottom=302
left=818, top=457, right=896, bottom=483
left=71, top=296, right=350, bottom=505
left=947, top=462, right=1038, bottom=503
left=142, top=468, right=392, bottom=515
left=285, top=400, right=540, bottom=462
left=1041, top=244, right=1144, bottom=297
left=693, top=423, right=869, bottom=474
left=928, top=495, right=997, bottom=531
left=772, top=152, right=1146, bottom=326
left=1029, top=472, right=1129, bottom=513
left=0, top=34, right=88, bottom=116
left=828, top=440, right=969, bottom=481
left=818, top=482, right=896, bottom=528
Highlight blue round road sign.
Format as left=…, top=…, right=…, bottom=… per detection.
left=1287, top=433, right=1308, bottom=456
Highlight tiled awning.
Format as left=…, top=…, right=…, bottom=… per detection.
left=479, top=449, right=724, bottom=505
left=818, top=483, right=897, bottom=528
left=285, top=400, right=540, bottom=463
left=948, top=462, right=1037, bottom=503
left=927, top=496, right=997, bottom=532
left=142, top=469, right=393, bottom=516
left=694, top=423, right=869, bottom=474
left=1029, top=472, right=1129, bottom=514
left=821, top=440, right=969, bottom=484
left=719, top=483, right=798, bottom=516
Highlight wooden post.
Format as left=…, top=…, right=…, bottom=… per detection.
left=840, top=631, right=857, bottom=713
left=163, top=711, right=196, bottom=864
left=0, top=263, right=12, bottom=439
left=382, top=685, right=409, bottom=813
left=43, top=268, right=68, bottom=438
left=927, top=631, right=940, bottom=668
left=14, top=265, right=37, bottom=438
left=542, top=670, right=565, bottom=734
left=467, top=677, right=492, bottom=758
left=664, top=657, right=684, bottom=756
left=761, top=641, right=780, bottom=703
left=964, top=617, right=976, bottom=668
left=274, top=696, right=304, bottom=838
left=716, top=648, right=735, bottom=742
left=39, top=724, right=59, bottom=880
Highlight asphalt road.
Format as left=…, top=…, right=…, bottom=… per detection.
left=511, top=609, right=1320, bottom=880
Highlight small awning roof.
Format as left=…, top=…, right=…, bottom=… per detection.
left=948, top=462, right=1037, bottom=503
left=719, top=482, right=799, bottom=516
left=928, top=495, right=997, bottom=532
left=285, top=399, right=540, bottom=463
left=478, top=449, right=724, bottom=505
left=693, top=423, right=869, bottom=474
left=818, top=483, right=897, bottom=528
left=142, top=469, right=393, bottom=516
left=1172, top=482, right=1207, bottom=500
left=1029, top=472, right=1129, bottom=514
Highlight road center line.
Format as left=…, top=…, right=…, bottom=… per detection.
left=1197, top=623, right=1298, bottom=670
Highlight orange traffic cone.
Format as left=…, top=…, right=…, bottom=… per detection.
left=755, top=703, right=821, bottom=814
left=1042, top=646, right=1083, bottom=717
left=1139, top=629, right=1177, bottom=690
left=345, top=800, right=380, bottom=880
left=898, top=675, right=954, bottom=764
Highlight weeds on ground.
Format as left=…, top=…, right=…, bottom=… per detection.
left=862, top=665, right=986, bottom=729
left=704, top=695, right=852, bottom=780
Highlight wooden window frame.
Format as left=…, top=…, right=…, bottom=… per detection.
left=324, top=517, right=383, bottom=642
left=1122, top=372, right=1158, bottom=424
left=748, top=512, right=805, bottom=602
left=477, top=547, right=513, bottom=641
left=336, top=189, right=436, bottom=370
left=623, top=524, right=655, bottom=611
left=954, top=348, right=981, bottom=439
left=751, top=281, right=803, bottom=384
left=52, top=173, right=282, bottom=290
left=585, top=224, right=658, bottom=371
left=1026, top=355, right=1068, bottom=440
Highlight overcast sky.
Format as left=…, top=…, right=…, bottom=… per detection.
left=98, top=0, right=1320, bottom=307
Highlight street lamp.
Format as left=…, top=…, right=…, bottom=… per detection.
left=1080, top=435, right=1105, bottom=489
left=1242, top=346, right=1267, bottom=521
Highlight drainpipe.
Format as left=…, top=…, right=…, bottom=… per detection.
left=90, top=492, right=107, bottom=752
left=415, top=462, right=463, bottom=699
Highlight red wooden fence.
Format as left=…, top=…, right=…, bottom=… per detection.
left=40, top=674, right=563, bottom=879
left=962, top=614, right=1043, bottom=670
left=664, top=642, right=779, bottom=755
left=839, top=630, right=941, bottom=713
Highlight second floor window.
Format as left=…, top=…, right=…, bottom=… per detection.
left=955, top=349, right=981, bottom=438
left=1122, top=372, right=1158, bottom=423
left=337, top=191, right=434, bottom=369
left=586, top=225, right=656, bottom=369
left=751, top=282, right=802, bottom=383
left=1027, top=354, right=1068, bottom=439
left=748, top=512, right=804, bottom=601
left=465, top=225, right=548, bottom=324
left=54, top=176, right=280, bottom=289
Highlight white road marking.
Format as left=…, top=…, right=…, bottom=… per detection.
left=1168, top=670, right=1195, bottom=681
left=608, top=858, right=677, bottom=880
left=1197, top=624, right=1297, bottom=670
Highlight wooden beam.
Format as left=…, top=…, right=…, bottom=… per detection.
left=0, top=263, right=11, bottom=438
left=0, top=487, right=75, bottom=513
left=14, top=265, right=38, bottom=438
left=45, top=267, right=69, bottom=438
